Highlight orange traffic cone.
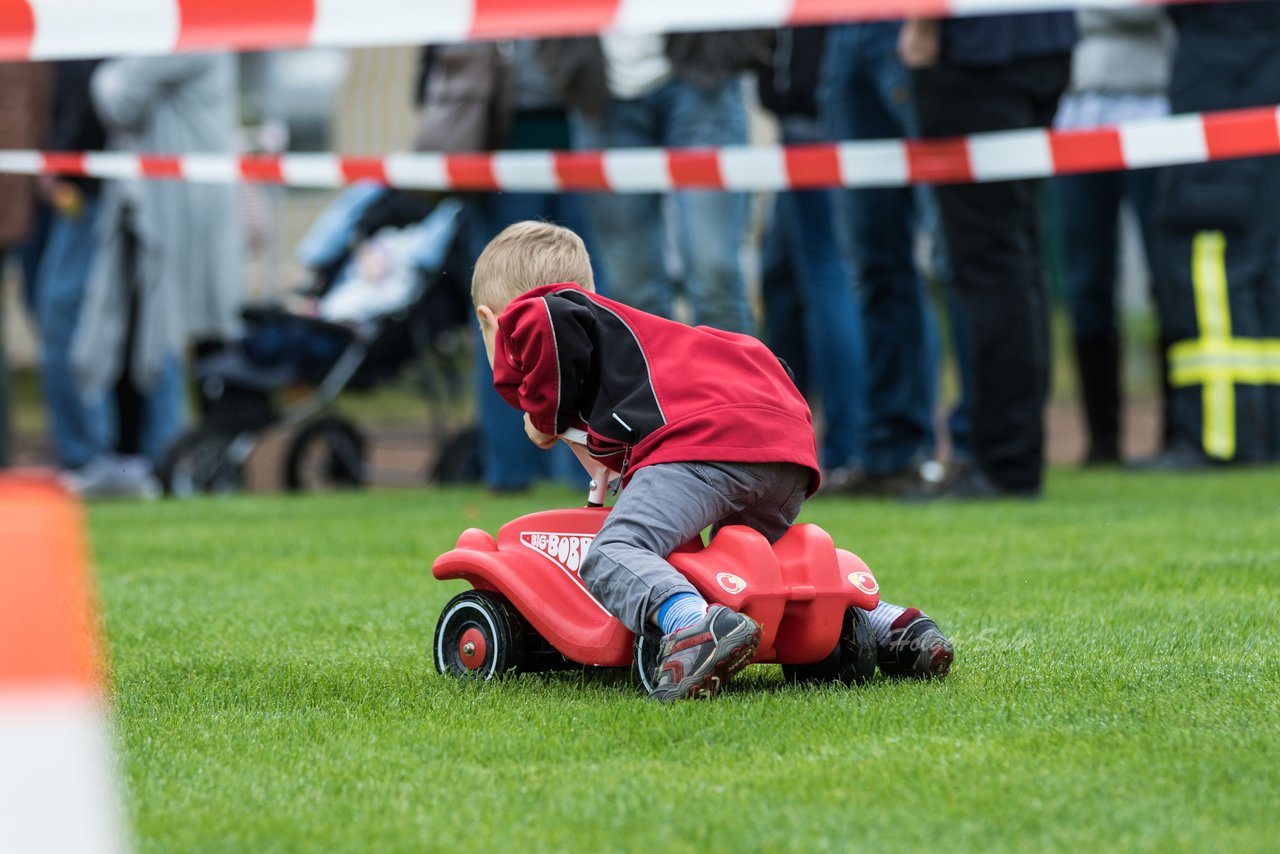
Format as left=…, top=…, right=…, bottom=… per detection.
left=0, top=471, right=126, bottom=853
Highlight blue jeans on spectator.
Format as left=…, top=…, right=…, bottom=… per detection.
left=760, top=120, right=866, bottom=471
left=822, top=22, right=947, bottom=474
left=468, top=191, right=602, bottom=490
left=35, top=198, right=112, bottom=469
left=19, top=201, right=52, bottom=311
left=571, top=78, right=751, bottom=334
left=760, top=204, right=810, bottom=393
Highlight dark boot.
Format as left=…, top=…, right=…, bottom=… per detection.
left=1074, top=333, right=1122, bottom=465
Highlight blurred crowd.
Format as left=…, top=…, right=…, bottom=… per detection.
left=1, top=1, right=1279, bottom=500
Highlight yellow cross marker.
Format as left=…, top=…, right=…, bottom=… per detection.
left=1168, top=231, right=1280, bottom=460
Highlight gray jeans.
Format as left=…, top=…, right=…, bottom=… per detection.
left=580, top=461, right=811, bottom=633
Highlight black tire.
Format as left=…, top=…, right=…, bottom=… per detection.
left=782, top=606, right=878, bottom=687
left=431, top=426, right=481, bottom=484
left=157, top=426, right=244, bottom=497
left=284, top=416, right=366, bottom=492
left=632, top=629, right=664, bottom=694
left=433, top=590, right=527, bottom=680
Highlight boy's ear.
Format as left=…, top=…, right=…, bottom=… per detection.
left=475, top=304, right=498, bottom=330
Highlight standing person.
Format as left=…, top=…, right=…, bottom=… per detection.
left=819, top=21, right=949, bottom=495
left=757, top=28, right=866, bottom=481
left=34, top=60, right=113, bottom=476
left=1140, top=1, right=1280, bottom=468
left=415, top=41, right=603, bottom=492
left=0, top=62, right=51, bottom=469
left=1054, top=10, right=1175, bottom=466
left=902, top=13, right=1075, bottom=499
left=71, top=55, right=244, bottom=497
left=538, top=32, right=765, bottom=334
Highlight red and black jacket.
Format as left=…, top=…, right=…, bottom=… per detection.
left=493, top=283, right=820, bottom=493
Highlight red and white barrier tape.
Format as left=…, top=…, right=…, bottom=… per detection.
left=0, top=0, right=1222, bottom=62
left=4, top=105, right=1279, bottom=192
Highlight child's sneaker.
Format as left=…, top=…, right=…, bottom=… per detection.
left=877, top=608, right=954, bottom=679
left=649, top=605, right=761, bottom=702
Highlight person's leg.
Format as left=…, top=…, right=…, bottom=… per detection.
left=468, top=192, right=567, bottom=490
left=714, top=459, right=953, bottom=679
left=583, top=461, right=764, bottom=700
left=1143, top=10, right=1280, bottom=466
left=18, top=202, right=51, bottom=313
left=34, top=202, right=111, bottom=470
left=471, top=325, right=538, bottom=490
left=583, top=464, right=739, bottom=635
left=570, top=102, right=670, bottom=319
left=583, top=460, right=808, bottom=634
left=138, top=351, right=186, bottom=466
left=869, top=601, right=954, bottom=679
left=913, top=60, right=1060, bottom=494
left=114, top=226, right=144, bottom=458
left=1259, top=246, right=1280, bottom=462
left=1150, top=160, right=1277, bottom=465
left=759, top=194, right=811, bottom=394
left=826, top=24, right=936, bottom=477
left=942, top=286, right=976, bottom=464
left=1057, top=170, right=1124, bottom=463
left=551, top=191, right=609, bottom=297
left=664, top=79, right=752, bottom=334
left=1126, top=166, right=1175, bottom=452
left=777, top=180, right=866, bottom=472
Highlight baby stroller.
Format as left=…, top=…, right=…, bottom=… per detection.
left=158, top=190, right=475, bottom=496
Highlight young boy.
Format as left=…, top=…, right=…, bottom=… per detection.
left=473, top=221, right=953, bottom=701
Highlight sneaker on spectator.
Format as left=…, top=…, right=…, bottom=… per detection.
left=65, top=455, right=161, bottom=500
left=650, top=605, right=761, bottom=702
left=902, top=464, right=1040, bottom=503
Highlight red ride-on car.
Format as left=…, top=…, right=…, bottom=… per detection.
left=431, top=437, right=882, bottom=692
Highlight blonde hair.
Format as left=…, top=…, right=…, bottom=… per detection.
left=471, top=220, right=596, bottom=310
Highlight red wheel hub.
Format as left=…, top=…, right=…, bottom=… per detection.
left=458, top=627, right=488, bottom=670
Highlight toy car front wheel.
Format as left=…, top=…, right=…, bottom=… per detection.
left=782, top=606, right=877, bottom=687
left=632, top=629, right=663, bottom=694
left=433, top=590, right=525, bottom=680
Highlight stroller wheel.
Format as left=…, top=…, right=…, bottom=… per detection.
left=782, top=606, right=878, bottom=687
left=431, top=426, right=481, bottom=484
left=158, top=427, right=245, bottom=498
left=284, top=416, right=366, bottom=492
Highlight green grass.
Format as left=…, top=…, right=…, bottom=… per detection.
left=89, top=469, right=1280, bottom=852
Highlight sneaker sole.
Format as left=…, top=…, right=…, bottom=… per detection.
left=927, top=642, right=954, bottom=679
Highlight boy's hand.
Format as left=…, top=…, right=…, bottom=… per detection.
left=898, top=18, right=940, bottom=69
left=524, top=413, right=556, bottom=449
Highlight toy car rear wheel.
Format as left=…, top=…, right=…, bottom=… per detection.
left=284, top=416, right=366, bottom=492
left=433, top=590, right=525, bottom=680
left=782, top=606, right=877, bottom=687
left=632, top=629, right=663, bottom=694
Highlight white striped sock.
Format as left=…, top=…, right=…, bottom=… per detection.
left=656, top=594, right=710, bottom=635
left=867, top=601, right=908, bottom=642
